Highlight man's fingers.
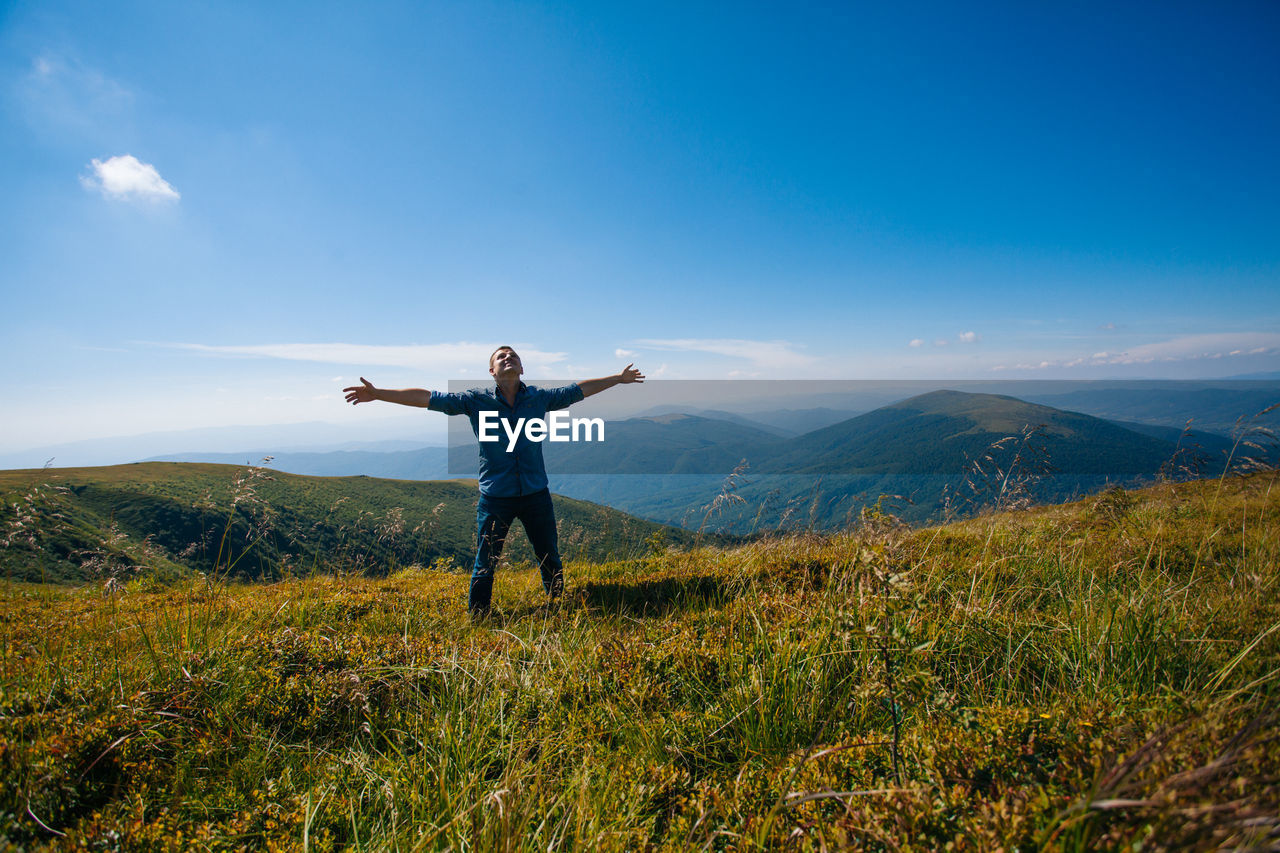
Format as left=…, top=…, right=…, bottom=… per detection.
left=343, top=378, right=375, bottom=404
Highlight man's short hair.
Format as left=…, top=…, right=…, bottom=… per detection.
left=489, top=346, right=518, bottom=369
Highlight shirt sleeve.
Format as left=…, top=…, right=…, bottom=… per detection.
left=540, top=383, right=585, bottom=412
left=426, top=390, right=478, bottom=416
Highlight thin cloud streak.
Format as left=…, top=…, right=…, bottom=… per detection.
left=1104, top=332, right=1280, bottom=364
left=158, top=341, right=571, bottom=374
left=632, top=338, right=815, bottom=370
left=990, top=332, right=1280, bottom=372
left=17, top=54, right=134, bottom=140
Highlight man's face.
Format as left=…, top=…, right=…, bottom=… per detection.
left=489, top=348, right=523, bottom=379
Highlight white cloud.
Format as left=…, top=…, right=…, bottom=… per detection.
left=18, top=54, right=134, bottom=140
left=632, top=337, right=815, bottom=371
left=908, top=339, right=924, bottom=348
left=82, top=155, right=180, bottom=202
left=957, top=331, right=979, bottom=344
left=615, top=348, right=636, bottom=359
left=987, top=332, right=1280, bottom=374
left=933, top=339, right=949, bottom=347
left=159, top=341, right=571, bottom=376
left=1099, top=332, right=1280, bottom=365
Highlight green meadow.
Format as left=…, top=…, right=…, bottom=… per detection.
left=1, top=470, right=1277, bottom=850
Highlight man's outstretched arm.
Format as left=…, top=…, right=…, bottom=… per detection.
left=578, top=364, right=644, bottom=398
left=343, top=377, right=433, bottom=408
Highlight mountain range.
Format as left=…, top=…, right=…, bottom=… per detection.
left=539, top=389, right=1252, bottom=529
left=159, top=389, right=1267, bottom=530
left=11, top=387, right=1274, bottom=536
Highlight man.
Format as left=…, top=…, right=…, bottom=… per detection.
left=343, top=347, right=643, bottom=614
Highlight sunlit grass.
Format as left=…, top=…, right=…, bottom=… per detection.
left=1, top=473, right=1277, bottom=850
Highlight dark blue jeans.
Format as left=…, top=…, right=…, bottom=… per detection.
left=471, top=488, right=564, bottom=612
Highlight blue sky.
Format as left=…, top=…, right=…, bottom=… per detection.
left=3, top=0, right=1279, bottom=452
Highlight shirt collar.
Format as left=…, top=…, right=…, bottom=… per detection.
left=493, top=381, right=527, bottom=402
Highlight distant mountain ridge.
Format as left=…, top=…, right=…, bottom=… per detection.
left=147, top=446, right=450, bottom=480
left=1019, top=386, right=1280, bottom=434
left=759, top=390, right=1186, bottom=476
left=0, top=419, right=444, bottom=470
left=535, top=413, right=782, bottom=475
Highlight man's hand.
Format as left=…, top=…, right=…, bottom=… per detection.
left=344, top=377, right=377, bottom=405
left=344, top=379, right=432, bottom=408
left=619, top=363, right=645, bottom=384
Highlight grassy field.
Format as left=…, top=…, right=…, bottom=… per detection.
left=1, top=472, right=1277, bottom=850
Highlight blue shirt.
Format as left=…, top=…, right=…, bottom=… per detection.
left=429, top=382, right=585, bottom=497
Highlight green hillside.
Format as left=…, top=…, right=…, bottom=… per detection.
left=0, top=472, right=1275, bottom=849
left=0, top=462, right=699, bottom=585
left=764, top=390, right=1182, bottom=476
